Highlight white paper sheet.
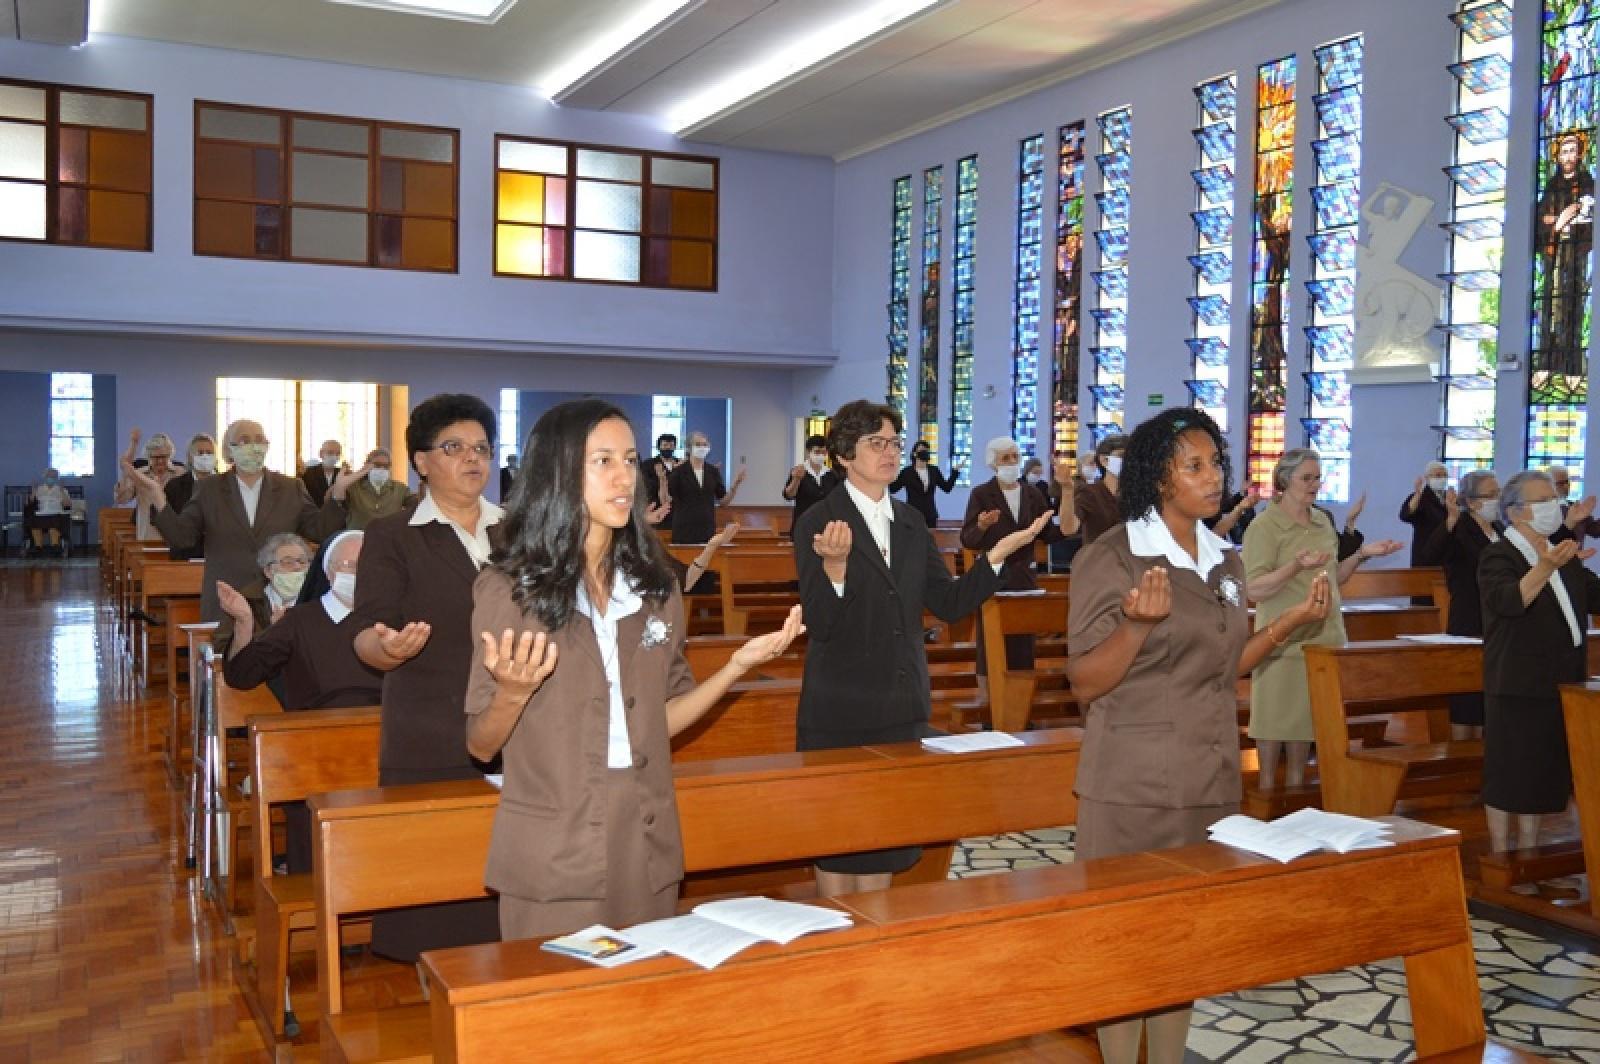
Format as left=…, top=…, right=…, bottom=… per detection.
left=624, top=915, right=766, bottom=969
left=1396, top=633, right=1482, bottom=644
left=690, top=898, right=853, bottom=945
left=920, top=732, right=1026, bottom=754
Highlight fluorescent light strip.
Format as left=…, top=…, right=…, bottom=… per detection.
left=326, top=0, right=519, bottom=25
left=538, top=0, right=700, bottom=100
left=667, top=0, right=942, bottom=133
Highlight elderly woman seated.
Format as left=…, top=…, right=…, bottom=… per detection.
left=27, top=467, right=73, bottom=557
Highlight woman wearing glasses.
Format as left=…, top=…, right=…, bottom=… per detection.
left=350, top=393, right=504, bottom=964
left=794, top=400, right=1049, bottom=896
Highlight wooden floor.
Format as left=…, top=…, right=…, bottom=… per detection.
left=0, top=561, right=1577, bottom=1062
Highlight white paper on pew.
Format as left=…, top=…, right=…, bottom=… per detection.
left=483, top=774, right=503, bottom=789
left=996, top=589, right=1048, bottom=596
left=1340, top=601, right=1404, bottom=612
left=920, top=731, right=1026, bottom=753
left=1208, top=811, right=1392, bottom=863
left=690, top=897, right=853, bottom=945
left=624, top=915, right=766, bottom=969
left=1271, top=808, right=1393, bottom=853
left=1396, top=633, right=1483, bottom=644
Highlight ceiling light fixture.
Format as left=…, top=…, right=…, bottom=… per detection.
left=326, top=0, right=520, bottom=25
left=537, top=0, right=700, bottom=101
left=667, top=0, right=944, bottom=134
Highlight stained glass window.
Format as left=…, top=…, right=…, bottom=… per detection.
left=950, top=155, right=978, bottom=485
left=1527, top=0, right=1595, bottom=494
left=1090, top=107, right=1132, bottom=441
left=887, top=175, right=913, bottom=431
left=1052, top=123, right=1087, bottom=461
left=49, top=373, right=94, bottom=477
left=918, top=166, right=943, bottom=454
left=1188, top=74, right=1237, bottom=429
left=1301, top=37, right=1361, bottom=504
left=1012, top=136, right=1045, bottom=448
left=1248, top=56, right=1296, bottom=494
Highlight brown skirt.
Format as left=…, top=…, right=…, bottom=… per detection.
left=1075, top=798, right=1238, bottom=862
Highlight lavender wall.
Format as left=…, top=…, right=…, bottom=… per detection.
left=818, top=0, right=1562, bottom=555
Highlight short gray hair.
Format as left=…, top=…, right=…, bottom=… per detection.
left=1272, top=448, right=1321, bottom=493
left=257, top=533, right=310, bottom=570
left=1500, top=470, right=1555, bottom=521
left=984, top=436, right=1020, bottom=468
left=1459, top=470, right=1496, bottom=501
left=144, top=432, right=175, bottom=457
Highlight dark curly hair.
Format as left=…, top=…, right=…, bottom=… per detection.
left=405, top=393, right=496, bottom=477
left=828, top=399, right=901, bottom=462
left=494, top=399, right=675, bottom=631
left=1118, top=407, right=1232, bottom=522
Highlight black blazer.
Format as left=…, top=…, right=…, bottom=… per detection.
left=784, top=468, right=841, bottom=525
left=959, top=478, right=1061, bottom=590
left=793, top=486, right=999, bottom=736
left=1479, top=536, right=1600, bottom=698
left=667, top=461, right=726, bottom=544
left=1399, top=487, right=1447, bottom=566
left=892, top=463, right=955, bottom=525
left=163, top=472, right=204, bottom=560
left=1428, top=516, right=1501, bottom=637
left=301, top=465, right=339, bottom=507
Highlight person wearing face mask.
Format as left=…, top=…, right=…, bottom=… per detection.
left=666, top=430, right=745, bottom=544
left=781, top=434, right=840, bottom=525
left=164, top=434, right=220, bottom=561
left=1423, top=471, right=1503, bottom=740
left=1399, top=460, right=1451, bottom=566
left=114, top=429, right=182, bottom=542
left=27, top=467, right=74, bottom=556
left=1020, top=457, right=1051, bottom=511
left=890, top=440, right=958, bottom=527
left=1480, top=470, right=1600, bottom=872
left=123, top=418, right=348, bottom=622
left=961, top=437, right=1078, bottom=679
left=343, top=447, right=412, bottom=529
left=1544, top=464, right=1600, bottom=541
left=301, top=439, right=347, bottom=507
left=1074, top=434, right=1129, bottom=546
left=641, top=435, right=678, bottom=531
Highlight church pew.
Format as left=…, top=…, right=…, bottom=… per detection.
left=136, top=559, right=204, bottom=688
left=1339, top=566, right=1443, bottom=603
left=167, top=621, right=219, bottom=785
left=97, top=507, right=134, bottom=591
left=978, top=591, right=1073, bottom=733
left=716, top=550, right=797, bottom=636
left=421, top=818, right=1485, bottom=1064
left=311, top=730, right=1083, bottom=1062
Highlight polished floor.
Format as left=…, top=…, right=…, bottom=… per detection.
left=3, top=560, right=1600, bottom=1062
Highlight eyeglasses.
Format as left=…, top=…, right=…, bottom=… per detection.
left=427, top=440, right=493, bottom=459
left=859, top=436, right=905, bottom=455
left=272, top=555, right=310, bottom=572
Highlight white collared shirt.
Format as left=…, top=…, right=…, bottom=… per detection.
left=237, top=474, right=263, bottom=528
left=320, top=590, right=352, bottom=624
left=1126, top=509, right=1231, bottom=580
left=408, top=493, right=504, bottom=570
left=832, top=479, right=896, bottom=596
left=1506, top=526, right=1582, bottom=647
left=1000, top=483, right=1022, bottom=522
left=575, top=574, right=645, bottom=769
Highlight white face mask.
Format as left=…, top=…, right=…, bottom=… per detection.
left=1428, top=476, right=1448, bottom=494
left=321, top=453, right=340, bottom=469
left=691, top=444, right=711, bottom=460
left=271, top=569, right=305, bottom=599
left=995, top=464, right=1022, bottom=485
left=1025, top=472, right=1044, bottom=484
left=1528, top=498, right=1565, bottom=537
left=191, top=453, right=217, bottom=474
left=1475, top=499, right=1500, bottom=524
left=230, top=442, right=268, bottom=475
left=1105, top=455, right=1123, bottom=477
left=807, top=452, right=827, bottom=470
left=367, top=468, right=391, bottom=489
left=331, top=571, right=357, bottom=605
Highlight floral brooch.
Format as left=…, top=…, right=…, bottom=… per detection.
left=1216, top=574, right=1243, bottom=608
left=641, top=616, right=672, bottom=648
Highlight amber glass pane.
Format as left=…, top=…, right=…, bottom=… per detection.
left=403, top=161, right=453, bottom=217
left=402, top=217, right=453, bottom=269
left=58, top=127, right=87, bottom=184
left=650, top=187, right=715, bottom=238
left=57, top=186, right=86, bottom=242
left=647, top=237, right=713, bottom=288
left=195, top=199, right=256, bottom=256
left=496, top=222, right=545, bottom=275
left=87, top=189, right=148, bottom=248
left=87, top=129, right=149, bottom=192
left=197, top=143, right=279, bottom=201
left=498, top=172, right=544, bottom=225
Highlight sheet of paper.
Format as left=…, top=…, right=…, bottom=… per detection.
left=1272, top=808, right=1393, bottom=853
left=483, top=774, right=503, bottom=789
left=921, top=732, right=1026, bottom=754
left=1341, top=601, right=1403, bottom=612
left=625, top=915, right=765, bottom=969
left=1206, top=815, right=1322, bottom=863
left=1396, top=633, right=1482, bottom=644
left=691, top=898, right=852, bottom=945
left=996, top=589, right=1049, bottom=597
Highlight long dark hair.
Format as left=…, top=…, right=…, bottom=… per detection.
left=1119, top=407, right=1232, bottom=522
left=494, top=399, right=676, bottom=630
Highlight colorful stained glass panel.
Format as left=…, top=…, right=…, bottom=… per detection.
left=1194, top=123, right=1236, bottom=163
left=1188, top=337, right=1230, bottom=367
left=1188, top=251, right=1232, bottom=284
left=1452, top=1, right=1513, bottom=42
left=1449, top=53, right=1512, bottom=94
left=1446, top=106, right=1511, bottom=144
left=1445, top=159, right=1507, bottom=194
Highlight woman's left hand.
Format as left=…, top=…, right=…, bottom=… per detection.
left=989, top=512, right=1051, bottom=565
left=1357, top=539, right=1404, bottom=560
left=481, top=628, right=559, bottom=703
left=1283, top=571, right=1330, bottom=628
left=730, top=605, right=806, bottom=669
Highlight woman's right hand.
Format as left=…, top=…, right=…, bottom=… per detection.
left=813, top=520, right=852, bottom=583
left=1281, top=571, right=1331, bottom=630
left=1121, top=566, right=1170, bottom=626
left=480, top=629, right=559, bottom=702
left=119, top=455, right=164, bottom=505
left=1294, top=549, right=1330, bottom=572
left=216, top=580, right=252, bottom=625
left=373, top=620, right=432, bottom=662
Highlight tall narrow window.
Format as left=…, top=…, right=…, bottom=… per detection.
left=1303, top=37, right=1363, bottom=503
left=950, top=154, right=978, bottom=483
left=887, top=175, right=913, bottom=430
left=1188, top=76, right=1237, bottom=430
left=1247, top=57, right=1297, bottom=494
left=0, top=79, right=152, bottom=249
left=1527, top=0, right=1595, bottom=495
left=1052, top=123, right=1088, bottom=461
left=1090, top=107, right=1132, bottom=441
left=652, top=396, right=686, bottom=455
left=918, top=166, right=943, bottom=453
left=1012, top=136, right=1045, bottom=448
left=1439, top=1, right=1515, bottom=474
left=499, top=387, right=520, bottom=469
left=50, top=372, right=95, bottom=476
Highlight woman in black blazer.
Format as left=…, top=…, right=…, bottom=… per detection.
left=782, top=434, right=841, bottom=526
left=795, top=401, right=1046, bottom=898
left=1479, top=469, right=1600, bottom=864
left=1399, top=461, right=1450, bottom=565
left=891, top=440, right=958, bottom=526
left=1426, top=470, right=1502, bottom=738
left=667, top=429, right=744, bottom=543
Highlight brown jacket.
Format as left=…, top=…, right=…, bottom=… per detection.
left=466, top=567, right=695, bottom=902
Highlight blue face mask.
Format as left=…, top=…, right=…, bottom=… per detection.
left=43, top=475, right=58, bottom=485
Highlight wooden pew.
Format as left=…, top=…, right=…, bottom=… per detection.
left=977, top=591, right=1072, bottom=732
left=311, top=730, right=1083, bottom=1061
left=167, top=621, right=218, bottom=784
left=98, top=507, right=134, bottom=590
left=422, top=818, right=1487, bottom=1064
left=716, top=550, right=796, bottom=636
left=136, top=559, right=204, bottom=688
left=1339, top=566, right=1443, bottom=603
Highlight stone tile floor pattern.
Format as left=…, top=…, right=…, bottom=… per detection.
left=953, top=829, right=1600, bottom=1062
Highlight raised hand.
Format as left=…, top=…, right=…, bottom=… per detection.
left=1238, top=484, right=1261, bottom=512
left=989, top=511, right=1051, bottom=566
left=1565, top=495, right=1597, bottom=530
left=732, top=464, right=748, bottom=486
left=216, top=580, right=252, bottom=624
left=975, top=508, right=1002, bottom=532
left=373, top=620, right=432, bottom=663
left=812, top=521, right=852, bottom=561
left=1443, top=487, right=1460, bottom=524
left=1121, top=566, right=1171, bottom=625
left=480, top=628, right=558, bottom=703
left=1053, top=460, right=1074, bottom=490
left=330, top=463, right=369, bottom=500
left=119, top=455, right=164, bottom=504
left=1413, top=475, right=1424, bottom=494
left=789, top=464, right=806, bottom=480
left=710, top=522, right=740, bottom=548
left=1284, top=571, right=1331, bottom=629
left=1346, top=491, right=1367, bottom=525
left=730, top=605, right=806, bottom=669
left=1294, top=549, right=1331, bottom=572
left=645, top=499, right=672, bottom=526
left=1357, top=538, right=1404, bottom=560
left=125, top=427, right=142, bottom=462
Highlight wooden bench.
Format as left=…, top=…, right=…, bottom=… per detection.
left=1339, top=565, right=1443, bottom=603
left=311, top=730, right=1083, bottom=1062
left=136, top=559, right=204, bottom=688
left=978, top=591, right=1073, bottom=732
left=422, top=818, right=1488, bottom=1063
left=716, top=550, right=797, bottom=636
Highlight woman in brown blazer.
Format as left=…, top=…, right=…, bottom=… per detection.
left=464, top=399, right=802, bottom=941
left=1067, top=408, right=1327, bottom=1064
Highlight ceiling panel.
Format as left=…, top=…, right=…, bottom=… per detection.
left=18, top=0, right=89, bottom=44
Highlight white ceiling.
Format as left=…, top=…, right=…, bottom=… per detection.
left=80, top=0, right=1279, bottom=159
